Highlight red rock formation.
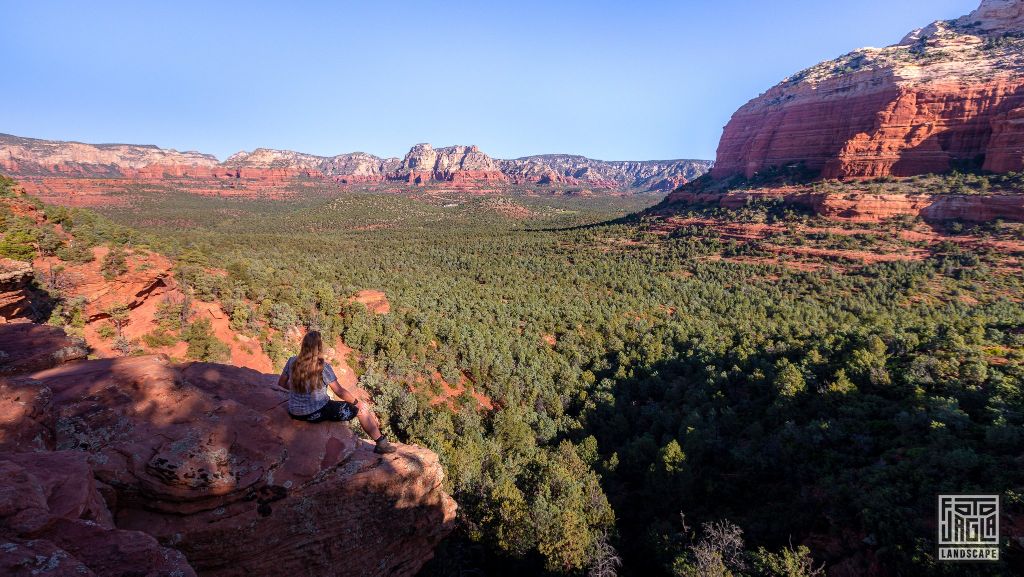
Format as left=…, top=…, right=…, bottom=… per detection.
left=388, top=144, right=510, bottom=185
left=826, top=81, right=1024, bottom=178
left=0, top=450, right=198, bottom=577
left=0, top=323, right=87, bottom=375
left=34, top=246, right=178, bottom=324
left=0, top=327, right=457, bottom=577
left=0, top=260, right=38, bottom=321
left=712, top=0, right=1024, bottom=180
left=985, top=101, right=1024, bottom=172
left=3, top=133, right=713, bottom=195
left=448, top=169, right=510, bottom=186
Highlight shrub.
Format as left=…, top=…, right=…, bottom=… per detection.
left=96, top=324, right=116, bottom=340
left=268, top=302, right=298, bottom=331
left=56, top=242, right=95, bottom=263
left=37, top=227, right=64, bottom=256
left=182, top=317, right=230, bottom=362
left=100, top=246, right=128, bottom=280
left=113, top=336, right=137, bottom=357
left=143, top=328, right=180, bottom=348
left=0, top=230, right=37, bottom=261
left=155, top=298, right=186, bottom=331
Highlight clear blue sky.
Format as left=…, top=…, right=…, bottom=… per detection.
left=3, top=0, right=978, bottom=162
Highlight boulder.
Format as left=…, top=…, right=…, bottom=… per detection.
left=0, top=329, right=456, bottom=576
left=0, top=260, right=37, bottom=322
left=0, top=450, right=196, bottom=577
left=0, top=323, right=87, bottom=376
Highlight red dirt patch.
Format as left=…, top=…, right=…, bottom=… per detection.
left=349, top=290, right=390, bottom=315
left=411, top=370, right=494, bottom=412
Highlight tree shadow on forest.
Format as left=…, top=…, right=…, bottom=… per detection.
left=581, top=340, right=1024, bottom=576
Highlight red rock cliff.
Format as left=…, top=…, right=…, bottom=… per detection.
left=713, top=0, right=1024, bottom=180
left=0, top=325, right=456, bottom=577
left=2, top=133, right=712, bottom=194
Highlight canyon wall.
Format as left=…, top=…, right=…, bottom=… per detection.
left=501, top=155, right=712, bottom=190
left=1, top=133, right=711, bottom=193
left=712, top=0, right=1024, bottom=181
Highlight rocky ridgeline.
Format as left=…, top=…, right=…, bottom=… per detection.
left=0, top=132, right=219, bottom=178
left=713, top=0, right=1024, bottom=180
left=0, top=133, right=711, bottom=192
left=502, top=154, right=710, bottom=191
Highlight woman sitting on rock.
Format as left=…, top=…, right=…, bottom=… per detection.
left=279, top=330, right=396, bottom=454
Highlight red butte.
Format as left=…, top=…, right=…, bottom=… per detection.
left=713, top=0, right=1024, bottom=180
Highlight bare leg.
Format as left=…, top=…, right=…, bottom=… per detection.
left=356, top=403, right=383, bottom=440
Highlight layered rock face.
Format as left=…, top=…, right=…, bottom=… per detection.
left=0, top=450, right=197, bottom=577
left=391, top=143, right=507, bottom=185
left=326, top=152, right=401, bottom=183
left=2, top=133, right=711, bottom=193
left=968, top=0, right=1024, bottom=33
left=712, top=0, right=1024, bottom=180
left=224, top=148, right=327, bottom=171
left=0, top=322, right=87, bottom=374
left=0, top=133, right=218, bottom=177
left=502, top=155, right=712, bottom=190
left=0, top=325, right=456, bottom=577
left=0, top=259, right=38, bottom=321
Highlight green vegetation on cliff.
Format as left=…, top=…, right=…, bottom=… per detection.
left=10, top=179, right=1023, bottom=576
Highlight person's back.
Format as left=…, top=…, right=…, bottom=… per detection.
left=279, top=331, right=396, bottom=454
left=282, top=354, right=336, bottom=417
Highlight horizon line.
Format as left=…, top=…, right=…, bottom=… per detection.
left=0, top=131, right=715, bottom=165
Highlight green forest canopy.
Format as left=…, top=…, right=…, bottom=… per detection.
left=13, top=178, right=1024, bottom=576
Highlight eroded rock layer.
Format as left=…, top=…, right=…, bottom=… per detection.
left=1, top=133, right=710, bottom=193
left=713, top=0, right=1024, bottom=180
left=0, top=259, right=38, bottom=321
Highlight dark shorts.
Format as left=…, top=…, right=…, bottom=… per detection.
left=289, top=400, right=358, bottom=423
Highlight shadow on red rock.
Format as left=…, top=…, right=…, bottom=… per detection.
left=0, top=323, right=456, bottom=577
left=0, top=323, right=88, bottom=375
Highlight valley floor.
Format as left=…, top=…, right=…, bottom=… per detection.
left=5, top=178, right=1023, bottom=576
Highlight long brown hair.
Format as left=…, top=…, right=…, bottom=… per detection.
left=290, top=331, right=324, bottom=393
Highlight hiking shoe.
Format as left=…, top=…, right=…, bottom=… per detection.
left=374, top=436, right=397, bottom=454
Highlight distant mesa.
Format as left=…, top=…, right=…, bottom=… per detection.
left=0, top=132, right=712, bottom=195
left=712, top=0, right=1024, bottom=180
